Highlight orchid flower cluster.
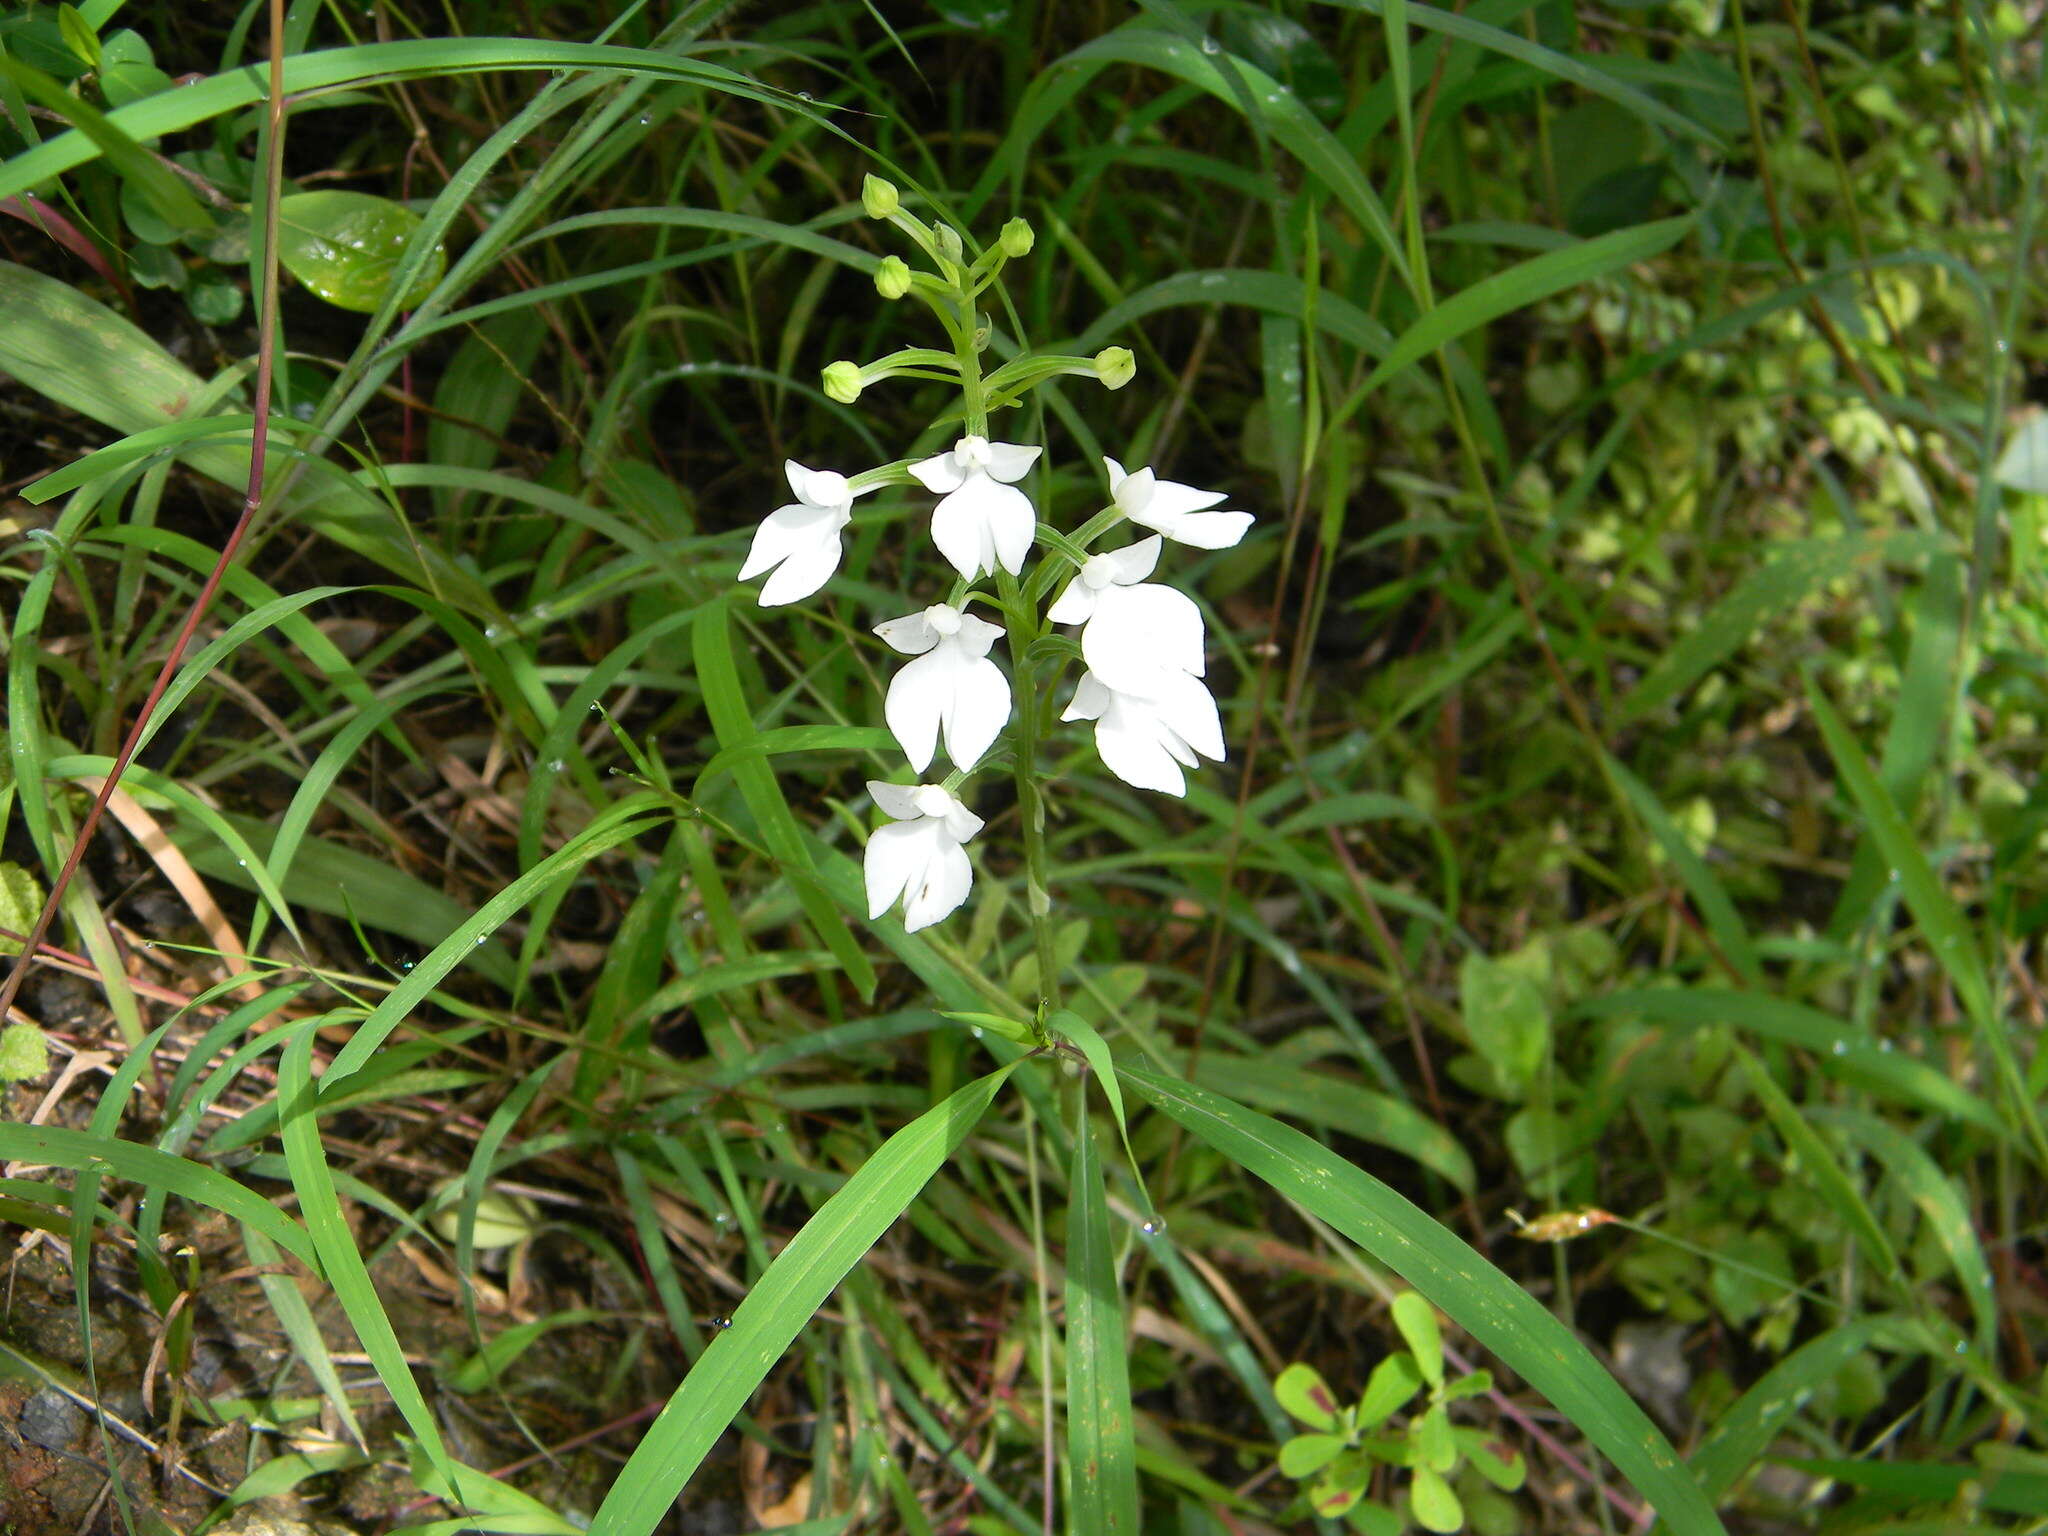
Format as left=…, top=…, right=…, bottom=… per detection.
left=738, top=177, right=1252, bottom=938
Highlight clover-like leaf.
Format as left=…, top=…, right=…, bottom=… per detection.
left=1357, top=1350, right=1424, bottom=1428
left=1413, top=1403, right=1457, bottom=1473
left=1456, top=1428, right=1528, bottom=1492
left=1279, top=1432, right=1348, bottom=1478
left=1409, top=1465, right=1465, bottom=1534
left=1275, top=1361, right=1342, bottom=1431
left=1392, top=1291, right=1445, bottom=1390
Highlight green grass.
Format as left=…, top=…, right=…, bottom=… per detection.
left=0, top=1, right=2043, bottom=1533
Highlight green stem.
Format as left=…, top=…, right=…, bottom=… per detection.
left=998, top=566, right=1063, bottom=1012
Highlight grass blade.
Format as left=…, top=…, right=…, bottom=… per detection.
left=1066, top=1113, right=1140, bottom=1536
left=587, top=1066, right=1016, bottom=1536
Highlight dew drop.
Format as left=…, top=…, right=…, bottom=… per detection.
left=1199, top=34, right=1220, bottom=52
left=235, top=858, right=247, bottom=867
left=1830, top=1039, right=1847, bottom=1056
left=712, top=1314, right=734, bottom=1330
left=713, top=1210, right=732, bottom=1228
left=1139, top=1217, right=1167, bottom=1236
left=547, top=758, right=565, bottom=772
left=142, top=940, right=156, bottom=950
left=483, top=625, right=502, bottom=642
left=474, top=934, right=487, bottom=945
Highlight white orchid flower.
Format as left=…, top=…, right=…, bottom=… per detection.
left=864, top=781, right=984, bottom=931
left=873, top=603, right=1012, bottom=773
left=1073, top=580, right=1208, bottom=694
left=909, top=434, right=1042, bottom=579
left=1062, top=668, right=1225, bottom=798
left=1045, top=536, right=1162, bottom=625
left=1105, top=456, right=1253, bottom=549
left=739, top=461, right=873, bottom=606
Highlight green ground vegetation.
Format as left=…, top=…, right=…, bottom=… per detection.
left=0, top=1, right=2045, bottom=1533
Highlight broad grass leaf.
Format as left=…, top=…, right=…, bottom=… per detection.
left=1121, top=1065, right=1728, bottom=1536
left=586, top=1068, right=1014, bottom=1536
left=1067, top=1115, right=1140, bottom=1536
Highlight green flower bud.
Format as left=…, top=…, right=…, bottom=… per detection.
left=933, top=225, right=964, bottom=263
left=822, top=361, right=864, bottom=403
left=1093, top=346, right=1136, bottom=389
left=875, top=255, right=913, bottom=300
left=999, top=217, right=1035, bottom=258
left=862, top=174, right=899, bottom=219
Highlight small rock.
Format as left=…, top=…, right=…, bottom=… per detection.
left=18, top=1386, right=84, bottom=1450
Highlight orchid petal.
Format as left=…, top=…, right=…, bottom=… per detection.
left=1142, top=478, right=1230, bottom=519
left=754, top=523, right=845, bottom=605
left=1105, top=535, right=1163, bottom=584
left=867, top=780, right=924, bottom=821
left=902, top=839, right=973, bottom=931
left=1046, top=577, right=1096, bottom=625
left=910, top=450, right=967, bottom=494
left=930, top=487, right=997, bottom=579
left=953, top=612, right=1006, bottom=657
left=984, top=441, right=1042, bottom=483
left=864, top=820, right=929, bottom=918
left=1094, top=713, right=1189, bottom=796
left=1084, top=583, right=1206, bottom=688
left=940, top=801, right=986, bottom=842
left=886, top=652, right=948, bottom=772
left=874, top=611, right=941, bottom=655
left=942, top=657, right=1012, bottom=770
left=1112, top=465, right=1157, bottom=515
left=1160, top=510, right=1255, bottom=550
left=1061, top=672, right=1111, bottom=723
left=1152, top=669, right=1226, bottom=761
left=1102, top=456, right=1129, bottom=496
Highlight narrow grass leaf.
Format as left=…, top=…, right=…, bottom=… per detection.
left=587, top=1067, right=1015, bottom=1536
left=1583, top=989, right=2005, bottom=1140
left=1621, top=533, right=1940, bottom=724
left=1121, top=1065, right=1727, bottom=1536
left=1733, top=1045, right=1899, bottom=1282
left=1806, top=676, right=2047, bottom=1167
left=279, top=1030, right=457, bottom=1489
left=1809, top=1108, right=1998, bottom=1352
left=1067, top=1115, right=1140, bottom=1536
left=0, top=1123, right=318, bottom=1269
left=1354, top=217, right=1693, bottom=399
left=1607, top=754, right=1761, bottom=984
left=694, top=597, right=875, bottom=999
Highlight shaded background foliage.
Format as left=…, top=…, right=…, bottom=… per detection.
left=0, top=0, right=2044, bottom=1532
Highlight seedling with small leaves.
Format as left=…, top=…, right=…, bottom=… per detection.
left=1274, top=1292, right=1527, bottom=1535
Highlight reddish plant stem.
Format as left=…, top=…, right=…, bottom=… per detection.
left=0, top=0, right=291, bottom=1031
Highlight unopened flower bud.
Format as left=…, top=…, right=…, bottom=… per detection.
left=862, top=175, right=899, bottom=219
left=933, top=225, right=964, bottom=263
left=875, top=255, right=912, bottom=300
left=999, top=217, right=1035, bottom=258
left=822, top=360, right=863, bottom=403
left=1093, top=346, right=1136, bottom=389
